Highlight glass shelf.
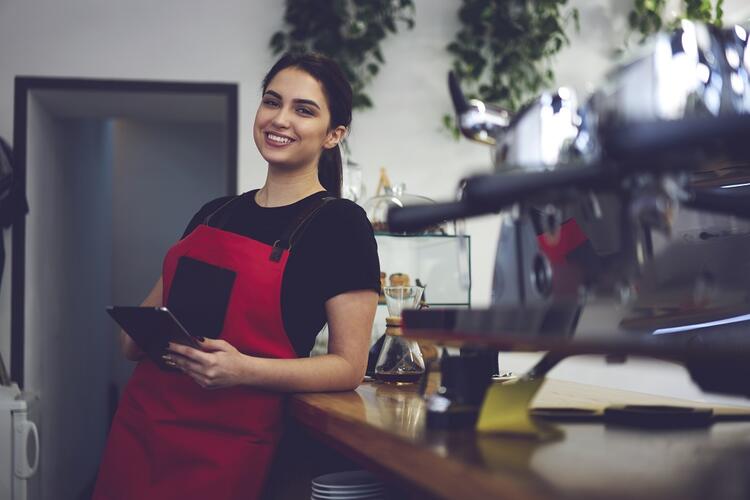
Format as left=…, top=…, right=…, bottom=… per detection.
left=374, top=231, right=459, bottom=238
left=375, top=233, right=471, bottom=307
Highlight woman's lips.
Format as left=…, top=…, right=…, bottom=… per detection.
left=264, top=131, right=295, bottom=148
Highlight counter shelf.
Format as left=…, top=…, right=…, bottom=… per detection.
left=282, top=373, right=750, bottom=500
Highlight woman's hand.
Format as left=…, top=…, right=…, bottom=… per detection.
left=164, top=339, right=248, bottom=389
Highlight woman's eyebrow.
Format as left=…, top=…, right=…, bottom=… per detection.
left=293, top=98, right=321, bottom=110
left=263, top=90, right=282, bottom=100
left=263, top=90, right=321, bottom=110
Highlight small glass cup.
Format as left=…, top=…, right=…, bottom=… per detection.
left=383, top=286, right=424, bottom=317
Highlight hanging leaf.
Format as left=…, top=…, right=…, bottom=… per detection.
left=446, top=0, right=579, bottom=116
left=270, top=0, right=416, bottom=111
left=269, top=32, right=286, bottom=53
left=626, top=0, right=724, bottom=46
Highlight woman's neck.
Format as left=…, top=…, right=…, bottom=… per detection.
left=256, top=163, right=325, bottom=208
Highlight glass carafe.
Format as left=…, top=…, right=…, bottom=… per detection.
left=374, top=286, right=425, bottom=384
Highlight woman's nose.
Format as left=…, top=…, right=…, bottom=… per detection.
left=271, top=107, right=292, bottom=128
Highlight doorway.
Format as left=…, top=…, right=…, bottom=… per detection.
left=12, top=76, right=237, bottom=500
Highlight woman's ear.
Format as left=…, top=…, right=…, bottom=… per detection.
left=323, top=126, right=348, bottom=150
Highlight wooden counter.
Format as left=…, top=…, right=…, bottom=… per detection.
left=285, top=375, right=750, bottom=500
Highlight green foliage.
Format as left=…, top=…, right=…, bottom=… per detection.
left=628, top=0, right=667, bottom=43
left=627, top=0, right=724, bottom=42
left=270, top=0, right=416, bottom=110
left=446, top=0, right=579, bottom=113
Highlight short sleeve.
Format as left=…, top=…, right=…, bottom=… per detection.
left=303, top=199, right=381, bottom=301
left=180, top=196, right=234, bottom=240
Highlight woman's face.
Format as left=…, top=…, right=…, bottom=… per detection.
left=253, top=67, right=342, bottom=170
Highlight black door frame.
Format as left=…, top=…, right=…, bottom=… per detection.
left=11, top=76, right=239, bottom=387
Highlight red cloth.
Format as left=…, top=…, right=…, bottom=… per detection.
left=536, top=218, right=588, bottom=264
left=94, top=224, right=297, bottom=500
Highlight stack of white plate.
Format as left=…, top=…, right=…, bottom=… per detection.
left=311, top=470, right=386, bottom=500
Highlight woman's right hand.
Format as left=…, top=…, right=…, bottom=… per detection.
left=120, top=277, right=163, bottom=361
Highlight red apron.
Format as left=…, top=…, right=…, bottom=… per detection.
left=94, top=195, right=324, bottom=500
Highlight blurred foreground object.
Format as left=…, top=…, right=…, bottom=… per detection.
left=390, top=21, right=750, bottom=398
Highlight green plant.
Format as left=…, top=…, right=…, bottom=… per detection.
left=446, top=0, right=579, bottom=115
left=269, top=0, right=416, bottom=110
left=627, top=0, right=724, bottom=42
left=627, top=0, right=667, bottom=43
left=683, top=0, right=723, bottom=24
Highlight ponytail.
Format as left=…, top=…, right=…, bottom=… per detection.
left=318, top=145, right=342, bottom=198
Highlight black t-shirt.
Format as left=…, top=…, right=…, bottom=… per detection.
left=180, top=189, right=380, bottom=357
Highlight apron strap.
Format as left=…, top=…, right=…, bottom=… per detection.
left=269, top=196, right=336, bottom=262
left=202, top=195, right=245, bottom=228
left=198, top=191, right=336, bottom=262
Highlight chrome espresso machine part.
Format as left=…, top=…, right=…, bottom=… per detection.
left=389, top=20, right=750, bottom=397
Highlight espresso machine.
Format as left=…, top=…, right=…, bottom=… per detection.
left=389, top=20, right=750, bottom=399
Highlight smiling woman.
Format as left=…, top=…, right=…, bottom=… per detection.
left=92, top=53, right=380, bottom=500
left=255, top=53, right=353, bottom=200
left=254, top=67, right=346, bottom=192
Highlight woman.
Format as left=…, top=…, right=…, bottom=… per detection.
left=93, top=53, right=380, bottom=500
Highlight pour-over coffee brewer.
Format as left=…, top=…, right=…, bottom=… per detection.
left=373, top=286, right=425, bottom=384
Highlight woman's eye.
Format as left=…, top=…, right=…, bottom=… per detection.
left=263, top=99, right=280, bottom=107
left=296, top=107, right=314, bottom=116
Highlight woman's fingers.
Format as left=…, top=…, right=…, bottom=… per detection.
left=180, top=365, right=213, bottom=388
left=164, top=340, right=239, bottom=390
left=167, top=342, right=212, bottom=363
left=163, top=350, right=223, bottom=389
left=163, top=351, right=203, bottom=373
left=169, top=338, right=234, bottom=355
left=196, top=338, right=231, bottom=352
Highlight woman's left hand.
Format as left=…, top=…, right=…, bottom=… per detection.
left=165, top=339, right=247, bottom=389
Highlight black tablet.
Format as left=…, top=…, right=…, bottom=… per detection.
left=106, top=306, right=201, bottom=370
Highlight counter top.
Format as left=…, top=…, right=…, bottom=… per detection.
left=289, top=375, right=750, bottom=499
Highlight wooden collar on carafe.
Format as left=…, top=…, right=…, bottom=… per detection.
left=385, top=316, right=403, bottom=335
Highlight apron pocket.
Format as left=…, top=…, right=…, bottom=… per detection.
left=168, top=256, right=236, bottom=339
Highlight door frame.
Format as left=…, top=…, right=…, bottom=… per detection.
left=11, top=76, right=238, bottom=387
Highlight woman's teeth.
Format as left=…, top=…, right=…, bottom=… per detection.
left=267, top=133, right=293, bottom=145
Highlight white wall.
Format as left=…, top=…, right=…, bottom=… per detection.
left=3, top=0, right=750, bottom=417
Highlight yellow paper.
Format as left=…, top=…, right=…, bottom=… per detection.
left=476, top=378, right=562, bottom=440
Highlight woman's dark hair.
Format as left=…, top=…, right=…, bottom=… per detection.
left=262, top=53, right=353, bottom=198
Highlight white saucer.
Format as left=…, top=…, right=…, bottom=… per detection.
left=312, top=470, right=382, bottom=489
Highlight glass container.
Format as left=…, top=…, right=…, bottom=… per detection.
left=363, top=184, right=445, bottom=234
left=342, top=159, right=365, bottom=202
left=374, top=286, right=426, bottom=384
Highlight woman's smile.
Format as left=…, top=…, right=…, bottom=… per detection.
left=264, top=131, right=296, bottom=147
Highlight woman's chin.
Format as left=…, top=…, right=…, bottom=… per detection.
left=263, top=156, right=305, bottom=170
left=259, top=149, right=291, bottom=164
left=260, top=149, right=316, bottom=170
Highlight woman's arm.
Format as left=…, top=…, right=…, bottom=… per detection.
left=165, top=289, right=378, bottom=392
left=120, top=277, right=163, bottom=361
